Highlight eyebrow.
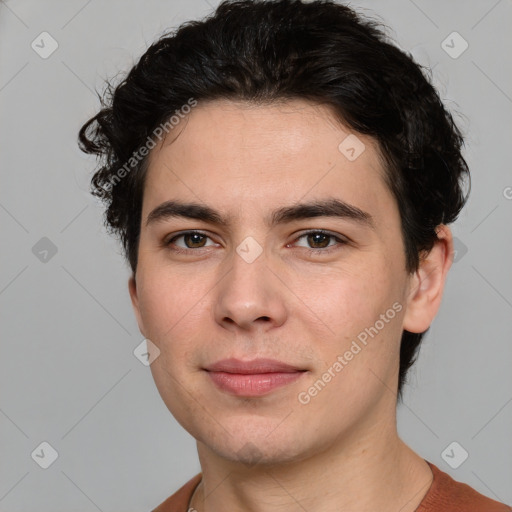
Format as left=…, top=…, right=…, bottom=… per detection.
left=145, top=197, right=374, bottom=230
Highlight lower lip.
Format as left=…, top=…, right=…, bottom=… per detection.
left=206, top=371, right=304, bottom=397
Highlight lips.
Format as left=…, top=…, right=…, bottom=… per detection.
left=204, top=358, right=306, bottom=397
left=206, top=358, right=302, bottom=374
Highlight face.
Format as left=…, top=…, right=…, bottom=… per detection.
left=129, top=99, right=425, bottom=465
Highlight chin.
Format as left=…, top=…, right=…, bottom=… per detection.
left=197, top=420, right=316, bottom=467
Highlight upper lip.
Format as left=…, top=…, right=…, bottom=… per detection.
left=204, top=358, right=304, bottom=374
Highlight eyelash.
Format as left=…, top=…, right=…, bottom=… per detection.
left=164, top=229, right=347, bottom=255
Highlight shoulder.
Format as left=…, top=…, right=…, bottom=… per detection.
left=151, top=474, right=202, bottom=512
left=417, top=461, right=511, bottom=512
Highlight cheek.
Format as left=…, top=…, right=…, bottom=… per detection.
left=139, top=270, right=206, bottom=416
left=292, top=260, right=397, bottom=338
left=295, top=291, right=403, bottom=430
left=294, top=261, right=405, bottom=401
left=137, top=267, right=210, bottom=340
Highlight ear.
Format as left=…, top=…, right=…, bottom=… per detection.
left=402, top=225, right=454, bottom=333
left=128, top=274, right=146, bottom=337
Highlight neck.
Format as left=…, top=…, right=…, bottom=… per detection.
left=190, top=408, right=433, bottom=512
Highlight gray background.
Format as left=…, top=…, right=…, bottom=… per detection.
left=1, top=0, right=511, bottom=510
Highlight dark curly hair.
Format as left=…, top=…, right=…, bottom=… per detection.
left=78, top=0, right=470, bottom=400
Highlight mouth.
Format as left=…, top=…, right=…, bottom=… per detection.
left=204, top=358, right=307, bottom=397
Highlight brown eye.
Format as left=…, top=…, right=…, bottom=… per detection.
left=306, top=232, right=331, bottom=248
left=182, top=233, right=207, bottom=248
left=292, top=230, right=347, bottom=254
left=165, top=231, right=216, bottom=251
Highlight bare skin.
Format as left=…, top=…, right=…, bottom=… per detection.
left=129, top=99, right=453, bottom=511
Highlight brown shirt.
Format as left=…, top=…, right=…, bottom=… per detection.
left=151, top=460, right=511, bottom=512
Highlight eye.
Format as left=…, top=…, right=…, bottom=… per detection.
left=165, top=231, right=217, bottom=251
left=291, top=230, right=347, bottom=254
left=163, top=229, right=347, bottom=256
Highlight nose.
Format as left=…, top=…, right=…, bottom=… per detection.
left=213, top=245, right=288, bottom=333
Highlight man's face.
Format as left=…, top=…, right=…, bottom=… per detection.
left=130, top=99, right=415, bottom=465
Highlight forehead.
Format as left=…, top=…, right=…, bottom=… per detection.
left=142, top=99, right=395, bottom=226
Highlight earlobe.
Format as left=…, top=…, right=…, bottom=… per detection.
left=128, top=275, right=146, bottom=337
left=402, top=225, right=454, bottom=334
